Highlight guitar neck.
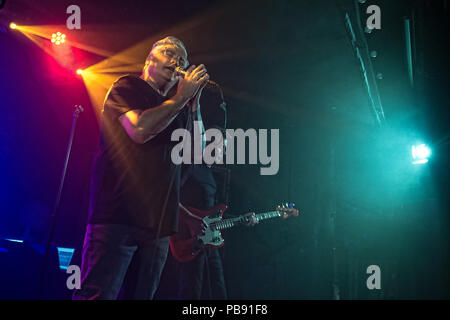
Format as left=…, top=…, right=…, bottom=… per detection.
left=255, top=211, right=282, bottom=221
left=214, top=211, right=281, bottom=230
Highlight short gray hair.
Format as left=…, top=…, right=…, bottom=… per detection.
left=145, top=36, right=188, bottom=63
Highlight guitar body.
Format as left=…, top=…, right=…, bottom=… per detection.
left=170, top=203, right=228, bottom=263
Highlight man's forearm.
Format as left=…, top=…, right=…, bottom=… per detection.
left=134, top=94, right=190, bottom=142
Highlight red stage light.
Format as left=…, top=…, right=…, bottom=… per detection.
left=51, top=32, right=66, bottom=45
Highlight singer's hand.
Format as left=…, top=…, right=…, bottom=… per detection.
left=189, top=75, right=208, bottom=112
left=243, top=212, right=258, bottom=227
left=176, top=64, right=210, bottom=103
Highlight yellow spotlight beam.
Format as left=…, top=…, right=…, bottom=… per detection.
left=79, top=69, right=123, bottom=118
left=10, top=24, right=113, bottom=57
left=88, top=63, right=144, bottom=74
left=19, top=32, right=55, bottom=58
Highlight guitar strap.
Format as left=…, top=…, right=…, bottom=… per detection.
left=179, top=203, right=203, bottom=220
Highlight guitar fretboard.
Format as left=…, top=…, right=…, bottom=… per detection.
left=213, top=211, right=281, bottom=230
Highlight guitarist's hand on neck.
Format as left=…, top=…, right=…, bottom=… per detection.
left=243, top=212, right=258, bottom=227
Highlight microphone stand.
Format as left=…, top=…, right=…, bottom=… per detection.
left=37, top=105, right=84, bottom=299
left=218, top=86, right=227, bottom=130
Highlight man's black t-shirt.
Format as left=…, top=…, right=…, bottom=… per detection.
left=88, top=75, right=188, bottom=237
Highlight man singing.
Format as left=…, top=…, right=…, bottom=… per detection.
left=73, top=36, right=209, bottom=299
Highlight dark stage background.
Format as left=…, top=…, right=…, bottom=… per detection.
left=0, top=0, right=449, bottom=299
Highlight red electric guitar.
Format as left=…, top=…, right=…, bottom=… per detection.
left=169, top=203, right=299, bottom=262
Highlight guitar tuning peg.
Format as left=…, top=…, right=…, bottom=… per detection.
left=289, top=202, right=295, bottom=208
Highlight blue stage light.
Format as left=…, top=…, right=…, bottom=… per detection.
left=412, top=144, right=431, bottom=165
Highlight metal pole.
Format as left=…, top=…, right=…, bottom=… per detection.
left=330, top=141, right=340, bottom=300
left=37, top=105, right=84, bottom=299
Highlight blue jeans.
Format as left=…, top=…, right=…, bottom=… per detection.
left=72, top=224, right=169, bottom=300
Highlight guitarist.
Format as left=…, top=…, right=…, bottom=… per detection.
left=178, top=162, right=257, bottom=299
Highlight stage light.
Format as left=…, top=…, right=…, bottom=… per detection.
left=76, top=69, right=83, bottom=75
left=412, top=144, right=431, bottom=165
left=9, top=22, right=17, bottom=30
left=51, top=32, right=66, bottom=45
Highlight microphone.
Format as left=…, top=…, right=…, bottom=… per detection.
left=175, top=66, right=219, bottom=88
